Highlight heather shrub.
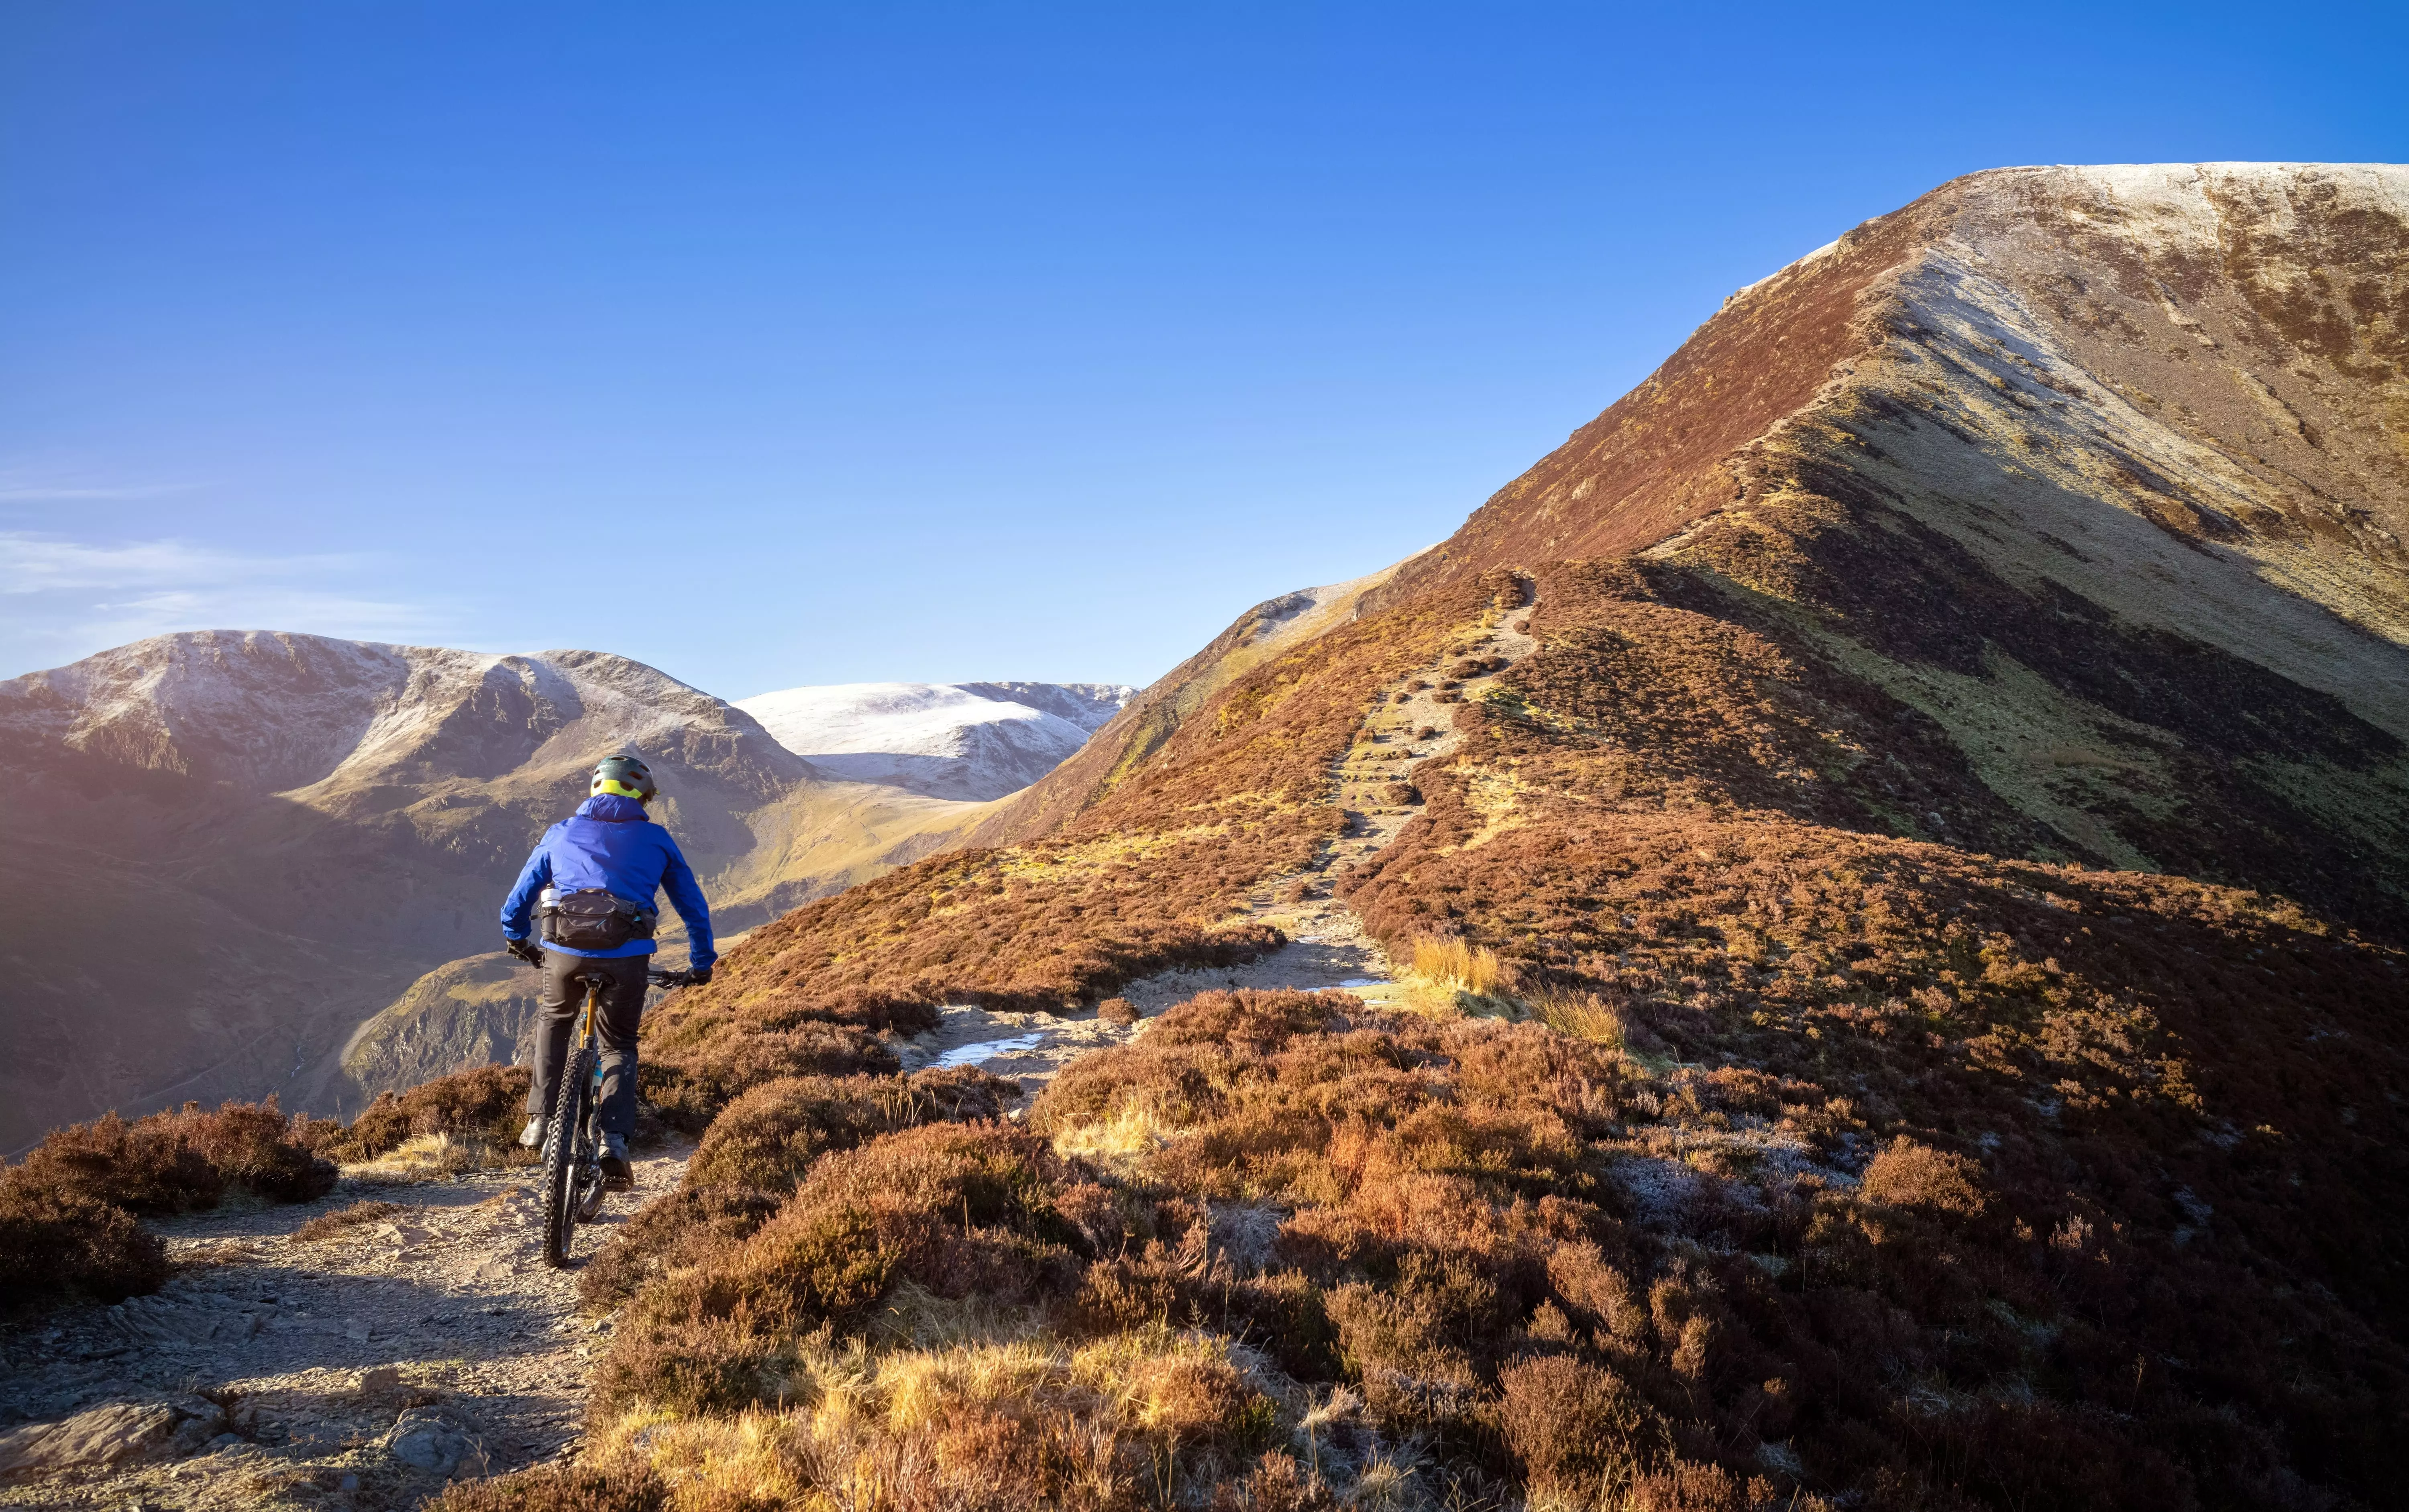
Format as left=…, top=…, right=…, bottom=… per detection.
left=1859, top=1137, right=1989, bottom=1219
left=1626, top=1463, right=1824, bottom=1512
left=8, top=1110, right=217, bottom=1212
left=9, top=1097, right=336, bottom=1212
left=0, top=1096, right=334, bottom=1305
left=428, top=1465, right=669, bottom=1512
left=577, top=1184, right=783, bottom=1316
left=1494, top=1354, right=1668, bottom=1495
left=1097, top=996, right=1139, bottom=1027
left=581, top=1066, right=1013, bottom=1316
left=324, top=1065, right=531, bottom=1163
left=642, top=1025, right=900, bottom=1134
left=687, top=1068, right=1013, bottom=1192
left=600, top=1123, right=1090, bottom=1415
left=0, top=1183, right=168, bottom=1304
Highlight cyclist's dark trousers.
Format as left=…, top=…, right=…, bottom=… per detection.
left=528, top=950, right=649, bottom=1139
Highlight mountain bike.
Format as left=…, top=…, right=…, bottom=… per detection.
left=539, top=966, right=698, bottom=1267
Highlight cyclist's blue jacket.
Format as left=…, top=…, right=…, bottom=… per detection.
left=499, top=793, right=716, bottom=967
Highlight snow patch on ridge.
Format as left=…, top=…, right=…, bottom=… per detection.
left=736, top=681, right=1135, bottom=802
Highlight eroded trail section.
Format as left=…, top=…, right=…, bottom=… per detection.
left=0, top=1144, right=688, bottom=1509
left=902, top=601, right=1541, bottom=1092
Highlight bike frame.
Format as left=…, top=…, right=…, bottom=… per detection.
left=538, top=962, right=696, bottom=1267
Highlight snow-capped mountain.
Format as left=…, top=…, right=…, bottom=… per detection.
left=0, top=631, right=1001, bottom=1147
left=736, top=681, right=1135, bottom=801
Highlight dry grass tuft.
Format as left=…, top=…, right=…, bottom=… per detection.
left=1525, top=985, right=1626, bottom=1049
left=1402, top=935, right=1517, bottom=1014
left=292, top=1200, right=406, bottom=1243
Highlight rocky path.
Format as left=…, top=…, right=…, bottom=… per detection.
left=0, top=1141, right=689, bottom=1510
left=900, top=602, right=1542, bottom=1087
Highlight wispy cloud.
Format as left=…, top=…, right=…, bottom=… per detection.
left=0, top=483, right=200, bottom=502
left=0, top=464, right=202, bottom=504
left=0, top=534, right=358, bottom=595
left=0, top=531, right=452, bottom=676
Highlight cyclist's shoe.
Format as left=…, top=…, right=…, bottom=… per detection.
left=599, top=1133, right=634, bottom=1190
left=519, top=1117, right=546, bottom=1149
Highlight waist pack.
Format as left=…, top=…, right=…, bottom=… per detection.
left=538, top=887, right=658, bottom=952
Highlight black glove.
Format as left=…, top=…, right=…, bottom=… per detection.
left=504, top=937, right=543, bottom=966
left=688, top=964, right=713, bottom=986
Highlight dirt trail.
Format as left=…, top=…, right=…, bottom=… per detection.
left=901, top=603, right=1541, bottom=1090
left=0, top=605, right=1542, bottom=1509
left=0, top=1142, right=689, bottom=1509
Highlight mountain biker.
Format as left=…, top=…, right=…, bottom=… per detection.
left=499, top=754, right=715, bottom=1190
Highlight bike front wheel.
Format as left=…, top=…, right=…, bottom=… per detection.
left=540, top=1045, right=597, bottom=1267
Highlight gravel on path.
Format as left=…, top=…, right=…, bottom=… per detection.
left=0, top=1140, right=689, bottom=1510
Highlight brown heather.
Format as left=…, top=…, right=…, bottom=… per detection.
left=577, top=1066, right=1016, bottom=1319
left=508, top=528, right=2409, bottom=1510
left=318, top=1063, right=534, bottom=1162
left=0, top=1097, right=336, bottom=1303
left=291, top=1199, right=408, bottom=1244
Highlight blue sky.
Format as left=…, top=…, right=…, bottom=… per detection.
left=4, top=2, right=2403, bottom=696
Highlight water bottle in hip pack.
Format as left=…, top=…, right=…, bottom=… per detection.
left=537, top=886, right=659, bottom=952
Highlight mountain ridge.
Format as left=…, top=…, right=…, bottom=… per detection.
left=546, top=162, right=2409, bottom=1509
left=0, top=631, right=1124, bottom=1147
left=735, top=680, right=1134, bottom=801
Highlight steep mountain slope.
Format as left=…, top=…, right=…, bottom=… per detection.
left=735, top=680, right=1133, bottom=801
left=1372, top=161, right=2409, bottom=928
left=542, top=165, right=2409, bottom=1511
left=0, top=632, right=991, bottom=1147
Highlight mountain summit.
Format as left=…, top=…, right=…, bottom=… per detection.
left=1015, top=161, right=2409, bottom=927
left=585, top=165, right=2409, bottom=1508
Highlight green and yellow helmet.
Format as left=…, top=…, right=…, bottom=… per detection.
left=591, top=753, right=658, bottom=803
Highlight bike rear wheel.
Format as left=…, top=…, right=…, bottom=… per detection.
left=540, top=1045, right=597, bottom=1267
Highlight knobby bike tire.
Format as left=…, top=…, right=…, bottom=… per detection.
left=540, top=1045, right=597, bottom=1267
left=574, top=1096, right=608, bottom=1223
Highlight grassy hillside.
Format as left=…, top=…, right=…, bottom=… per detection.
left=408, top=165, right=2409, bottom=1512
left=19, top=165, right=2402, bottom=1510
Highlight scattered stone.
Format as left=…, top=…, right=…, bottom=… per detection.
left=355, top=1365, right=404, bottom=1402
left=386, top=1405, right=490, bottom=1479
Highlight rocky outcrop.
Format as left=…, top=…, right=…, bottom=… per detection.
left=0, top=1396, right=229, bottom=1480
left=340, top=953, right=544, bottom=1104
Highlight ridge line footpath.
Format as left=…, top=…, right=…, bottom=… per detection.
left=897, top=602, right=1543, bottom=1081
